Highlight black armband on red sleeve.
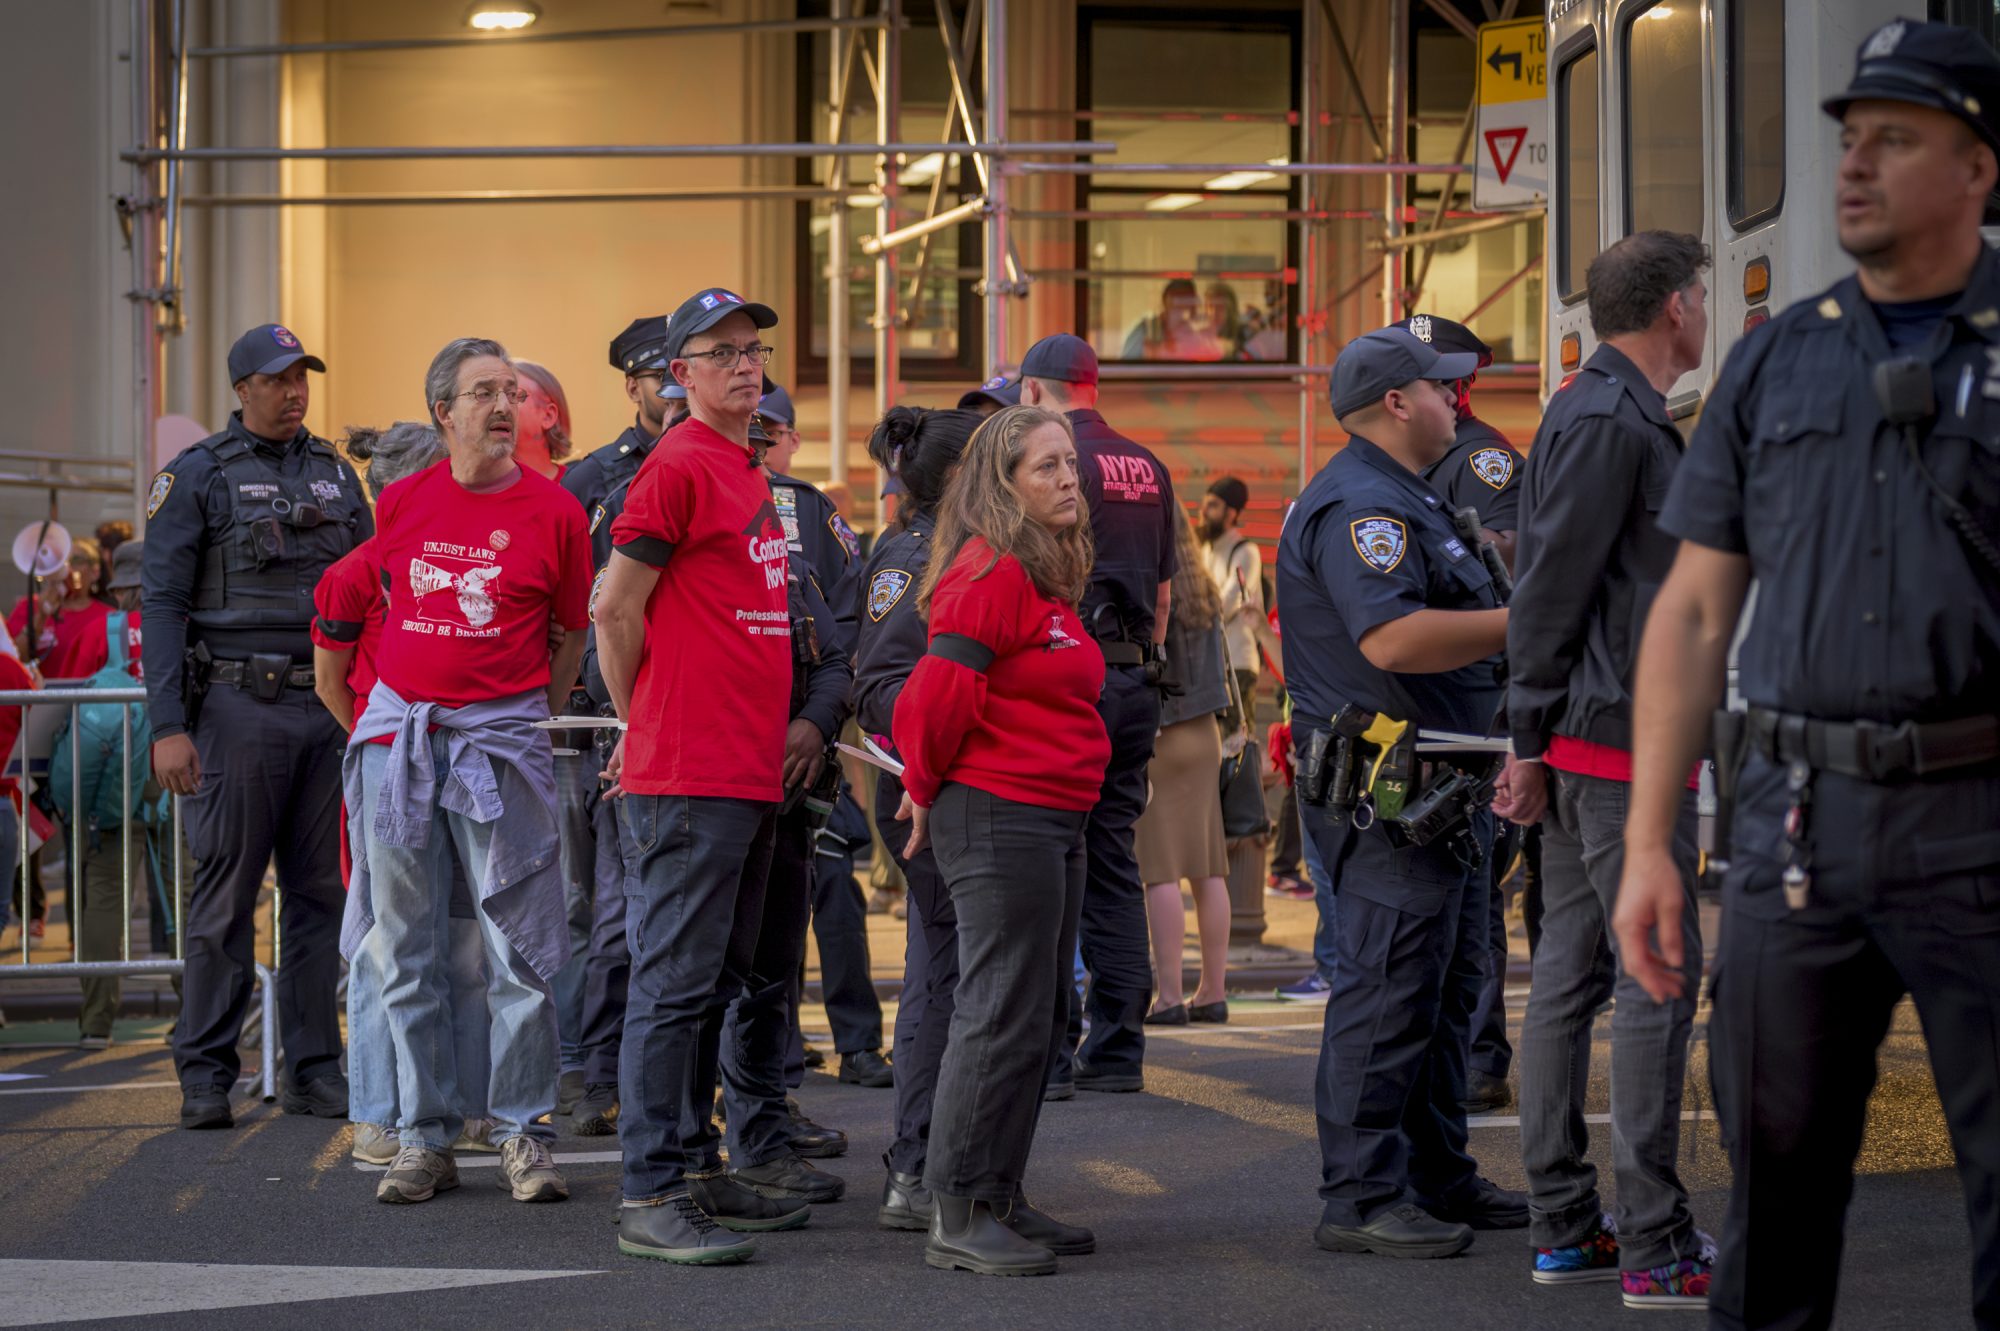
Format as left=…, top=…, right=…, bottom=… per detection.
left=613, top=536, right=676, bottom=569
left=316, top=617, right=363, bottom=644
left=926, top=632, right=995, bottom=672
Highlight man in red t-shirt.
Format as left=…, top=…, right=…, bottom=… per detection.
left=594, top=287, right=801, bottom=1265
left=336, top=338, right=589, bottom=1209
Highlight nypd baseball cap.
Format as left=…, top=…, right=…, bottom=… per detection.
left=609, top=315, right=672, bottom=374
left=226, top=324, right=325, bottom=385
left=957, top=374, right=1022, bottom=411
left=1824, top=17, right=2000, bottom=155
left=1020, top=333, right=1099, bottom=385
left=759, top=383, right=796, bottom=426
left=1329, top=326, right=1482, bottom=419
left=661, top=288, right=778, bottom=362
left=1390, top=314, right=1494, bottom=370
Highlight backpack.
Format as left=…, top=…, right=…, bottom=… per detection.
left=48, top=612, right=151, bottom=843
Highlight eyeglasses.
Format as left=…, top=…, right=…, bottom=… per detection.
left=678, top=344, right=777, bottom=370
left=454, top=385, right=529, bottom=408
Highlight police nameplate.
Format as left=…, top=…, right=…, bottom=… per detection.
left=1350, top=517, right=1408, bottom=573
left=1470, top=447, right=1514, bottom=489
left=868, top=568, right=912, bottom=621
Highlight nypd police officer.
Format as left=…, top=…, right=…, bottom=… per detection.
left=1020, top=332, right=1178, bottom=1095
left=143, top=323, right=372, bottom=1130
left=1277, top=326, right=1531, bottom=1259
left=1616, top=22, right=2000, bottom=1329
left=564, top=315, right=674, bottom=568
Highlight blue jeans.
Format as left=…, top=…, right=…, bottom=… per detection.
left=1302, top=789, right=1335, bottom=979
left=616, top=794, right=775, bottom=1202
left=354, top=738, right=558, bottom=1151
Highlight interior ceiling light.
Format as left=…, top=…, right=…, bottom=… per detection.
left=1145, top=194, right=1205, bottom=212
left=1203, top=157, right=1289, bottom=191
left=466, top=2, right=541, bottom=30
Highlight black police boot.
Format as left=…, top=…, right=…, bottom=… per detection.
left=1423, top=1176, right=1529, bottom=1230
left=998, top=1190, right=1095, bottom=1255
left=556, top=1069, right=586, bottom=1116
left=572, top=1083, right=619, bottom=1136
left=1073, top=1061, right=1143, bottom=1094
left=687, top=1169, right=811, bottom=1233
left=1461, top=1069, right=1513, bottom=1114
left=732, top=1151, right=847, bottom=1203
left=785, top=1097, right=848, bottom=1159
left=1042, top=1076, right=1076, bottom=1102
left=617, top=1194, right=757, bottom=1266
left=280, top=1071, right=349, bottom=1118
left=925, top=1194, right=1057, bottom=1276
left=838, top=1049, right=894, bottom=1088
left=1315, top=1203, right=1474, bottom=1259
left=180, top=1085, right=234, bottom=1130
left=878, top=1154, right=933, bottom=1231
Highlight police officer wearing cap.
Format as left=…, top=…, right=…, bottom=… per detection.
left=1616, top=22, right=2000, bottom=1329
left=1278, top=325, right=1531, bottom=1259
left=958, top=374, right=1022, bottom=419
left=1021, top=332, right=1179, bottom=1095
left=143, top=323, right=372, bottom=1130
left=1391, top=315, right=1523, bottom=571
left=563, top=315, right=675, bottom=560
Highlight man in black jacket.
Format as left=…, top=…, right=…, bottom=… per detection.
left=1502, top=230, right=1714, bottom=1307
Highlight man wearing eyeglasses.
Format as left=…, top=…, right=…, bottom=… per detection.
left=142, top=322, right=373, bottom=1132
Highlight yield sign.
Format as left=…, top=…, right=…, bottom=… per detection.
left=1483, top=127, right=1527, bottom=185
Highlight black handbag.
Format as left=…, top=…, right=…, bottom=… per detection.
left=1219, top=735, right=1271, bottom=840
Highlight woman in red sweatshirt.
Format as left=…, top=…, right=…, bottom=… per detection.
left=892, top=403, right=1111, bottom=1277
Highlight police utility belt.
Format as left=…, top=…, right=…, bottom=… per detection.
left=1293, top=703, right=1496, bottom=850
left=1736, top=708, right=2000, bottom=783
left=200, top=653, right=315, bottom=700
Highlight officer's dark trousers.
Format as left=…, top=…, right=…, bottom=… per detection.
left=810, top=842, right=883, bottom=1054
left=1063, top=664, right=1158, bottom=1081
left=616, top=794, right=774, bottom=1201
left=174, top=684, right=345, bottom=1093
left=1709, top=757, right=2000, bottom=1331
left=876, top=771, right=959, bottom=1178
left=1312, top=806, right=1488, bottom=1228
left=578, top=790, right=630, bottom=1088
left=720, top=805, right=814, bottom=1169
left=925, top=782, right=1086, bottom=1202
left=551, top=749, right=600, bottom=1074
left=1468, top=820, right=1515, bottom=1080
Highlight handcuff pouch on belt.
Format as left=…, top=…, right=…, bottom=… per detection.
left=244, top=652, right=293, bottom=703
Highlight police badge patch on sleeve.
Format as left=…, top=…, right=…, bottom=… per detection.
left=588, top=565, right=607, bottom=623
left=1350, top=517, right=1408, bottom=573
left=868, top=568, right=912, bottom=621
left=146, top=472, right=174, bottom=518
left=590, top=505, right=605, bottom=535
left=1470, top=447, right=1514, bottom=490
left=829, top=512, right=860, bottom=560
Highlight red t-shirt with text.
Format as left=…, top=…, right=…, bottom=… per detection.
left=372, top=461, right=591, bottom=708
left=609, top=418, right=792, bottom=801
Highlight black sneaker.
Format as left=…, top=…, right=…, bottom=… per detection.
left=1461, top=1070, right=1514, bottom=1114
left=1423, top=1177, right=1529, bottom=1230
left=732, top=1151, right=847, bottom=1203
left=838, top=1050, right=894, bottom=1088
left=687, top=1170, right=811, bottom=1233
left=618, top=1194, right=756, bottom=1265
left=556, top=1069, right=587, bottom=1116
left=1315, top=1203, right=1475, bottom=1259
left=1073, top=1063, right=1143, bottom=1094
left=784, top=1098, right=848, bottom=1159
left=280, top=1072, right=350, bottom=1118
left=572, top=1083, right=619, bottom=1136
left=802, top=1042, right=826, bottom=1070
left=180, top=1085, right=234, bottom=1130
left=1042, top=1078, right=1076, bottom=1102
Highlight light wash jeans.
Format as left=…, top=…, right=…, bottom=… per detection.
left=1518, top=770, right=1704, bottom=1270
left=355, top=738, right=558, bottom=1151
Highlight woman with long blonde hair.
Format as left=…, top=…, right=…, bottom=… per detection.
left=892, top=404, right=1110, bottom=1276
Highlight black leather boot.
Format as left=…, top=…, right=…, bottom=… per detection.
left=998, top=1191, right=1095, bottom=1255
left=879, top=1155, right=933, bottom=1231
left=925, top=1193, right=1057, bottom=1276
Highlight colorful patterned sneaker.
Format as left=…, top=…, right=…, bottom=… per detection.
left=1621, top=1230, right=1717, bottom=1309
left=1534, top=1212, right=1620, bottom=1285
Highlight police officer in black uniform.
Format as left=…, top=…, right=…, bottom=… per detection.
left=1277, top=326, right=1529, bottom=1259
left=1616, top=22, right=2000, bottom=1329
left=1021, top=332, right=1178, bottom=1096
left=143, top=324, right=372, bottom=1130
left=1392, top=313, right=1525, bottom=1113
left=564, top=316, right=674, bottom=567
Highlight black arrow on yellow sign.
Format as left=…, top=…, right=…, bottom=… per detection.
left=1486, top=45, right=1522, bottom=79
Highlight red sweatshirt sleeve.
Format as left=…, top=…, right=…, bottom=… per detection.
left=891, top=546, right=1028, bottom=808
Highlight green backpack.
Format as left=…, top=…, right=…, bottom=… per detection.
left=48, top=612, right=152, bottom=842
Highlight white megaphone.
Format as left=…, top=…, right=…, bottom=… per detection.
left=11, top=521, right=72, bottom=577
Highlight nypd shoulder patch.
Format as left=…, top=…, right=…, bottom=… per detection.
left=829, top=512, right=860, bottom=560
left=1469, top=447, right=1514, bottom=490
left=1350, top=517, right=1408, bottom=573
left=868, top=568, right=912, bottom=622
left=588, top=566, right=608, bottom=623
left=590, top=505, right=605, bottom=535
left=147, top=471, right=175, bottom=518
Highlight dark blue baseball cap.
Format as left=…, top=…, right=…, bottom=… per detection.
left=1020, top=333, right=1099, bottom=385
left=1824, top=18, right=2000, bottom=154
left=227, top=324, right=325, bottom=385
left=1330, top=326, right=1481, bottom=419
left=610, top=315, right=671, bottom=374
left=1389, top=314, right=1493, bottom=369
left=661, top=288, right=778, bottom=362
left=957, top=374, right=1022, bottom=411
left=758, top=383, right=796, bottom=426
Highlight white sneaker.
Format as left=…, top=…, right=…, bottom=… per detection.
left=453, top=1116, right=501, bottom=1153
left=497, top=1134, right=569, bottom=1203
left=352, top=1122, right=399, bottom=1166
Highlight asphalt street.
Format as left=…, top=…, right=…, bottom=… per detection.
left=0, top=989, right=1976, bottom=1330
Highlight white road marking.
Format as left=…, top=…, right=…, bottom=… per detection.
left=1470, top=1110, right=1709, bottom=1129
left=351, top=1149, right=622, bottom=1173
left=0, top=1072, right=45, bottom=1082
left=0, top=1260, right=599, bottom=1326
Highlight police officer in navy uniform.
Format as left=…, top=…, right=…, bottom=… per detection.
left=1021, top=332, right=1178, bottom=1095
left=1277, top=326, right=1531, bottom=1259
left=1616, top=22, right=2000, bottom=1329
left=143, top=324, right=372, bottom=1130
left=563, top=315, right=674, bottom=562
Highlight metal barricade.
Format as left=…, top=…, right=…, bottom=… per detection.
left=0, top=685, right=277, bottom=1101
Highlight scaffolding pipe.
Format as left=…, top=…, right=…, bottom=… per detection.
left=1090, top=361, right=1540, bottom=381
left=189, top=14, right=892, bottom=58
left=161, top=0, right=188, bottom=327
left=1018, top=160, right=1465, bottom=176
left=1385, top=209, right=1540, bottom=252
left=873, top=0, right=902, bottom=442
left=861, top=195, right=988, bottom=255
left=1385, top=0, right=1409, bottom=322
left=1457, top=254, right=1543, bottom=328
left=181, top=185, right=855, bottom=207
left=1297, top=0, right=1319, bottom=492
left=826, top=0, right=855, bottom=491
left=132, top=0, right=160, bottom=534
left=1320, top=0, right=1388, bottom=160
left=125, top=140, right=1112, bottom=164
left=982, top=0, right=1008, bottom=380
left=1035, top=268, right=1294, bottom=282
left=933, top=0, right=989, bottom=193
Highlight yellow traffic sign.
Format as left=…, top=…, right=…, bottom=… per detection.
left=1478, top=17, right=1546, bottom=106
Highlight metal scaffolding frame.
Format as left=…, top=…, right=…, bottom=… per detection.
left=120, top=0, right=1541, bottom=509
